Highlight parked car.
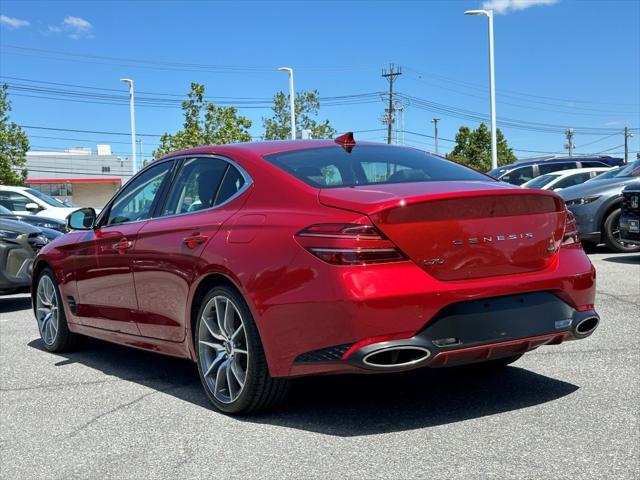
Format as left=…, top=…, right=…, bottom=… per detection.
left=521, top=167, right=610, bottom=191
left=32, top=137, right=600, bottom=414
left=1, top=219, right=49, bottom=295
left=588, top=165, right=622, bottom=181
left=0, top=186, right=78, bottom=221
left=619, top=182, right=640, bottom=246
left=0, top=205, right=68, bottom=234
left=487, top=156, right=623, bottom=186
left=558, top=160, right=640, bottom=253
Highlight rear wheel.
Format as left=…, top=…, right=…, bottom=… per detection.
left=603, top=208, right=640, bottom=253
left=194, top=285, right=289, bottom=414
left=34, top=269, right=80, bottom=352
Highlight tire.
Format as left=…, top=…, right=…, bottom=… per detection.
left=603, top=208, right=640, bottom=253
left=34, top=268, right=81, bottom=352
left=194, top=285, right=289, bottom=414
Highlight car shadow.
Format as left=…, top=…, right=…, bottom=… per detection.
left=0, top=295, right=32, bottom=314
left=601, top=255, right=640, bottom=265
left=28, top=337, right=578, bottom=437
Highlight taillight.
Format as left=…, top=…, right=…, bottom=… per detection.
left=561, top=209, right=581, bottom=247
left=296, top=223, right=407, bottom=265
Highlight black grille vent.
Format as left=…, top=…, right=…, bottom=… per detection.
left=622, top=191, right=640, bottom=216
left=294, top=344, right=352, bottom=363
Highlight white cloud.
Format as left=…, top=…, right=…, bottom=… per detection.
left=0, top=15, right=31, bottom=29
left=63, top=16, right=92, bottom=32
left=482, top=0, right=560, bottom=15
left=47, top=15, right=93, bottom=39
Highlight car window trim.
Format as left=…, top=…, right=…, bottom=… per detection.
left=96, top=157, right=177, bottom=228
left=152, top=154, right=253, bottom=221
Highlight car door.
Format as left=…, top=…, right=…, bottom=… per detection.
left=73, top=159, right=175, bottom=334
left=132, top=156, right=251, bottom=341
left=0, top=191, right=33, bottom=216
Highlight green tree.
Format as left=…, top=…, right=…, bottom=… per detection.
left=0, top=84, right=29, bottom=185
left=446, top=123, right=516, bottom=171
left=263, top=90, right=336, bottom=140
left=153, top=83, right=252, bottom=158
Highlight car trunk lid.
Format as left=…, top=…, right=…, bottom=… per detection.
left=319, top=181, right=565, bottom=281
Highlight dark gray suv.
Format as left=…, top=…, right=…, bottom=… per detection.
left=558, top=160, right=640, bottom=253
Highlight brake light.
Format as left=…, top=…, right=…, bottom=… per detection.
left=296, top=223, right=407, bottom=265
left=561, top=209, right=581, bottom=247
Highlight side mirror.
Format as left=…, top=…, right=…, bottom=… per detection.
left=67, top=208, right=96, bottom=230
left=25, top=202, right=41, bottom=212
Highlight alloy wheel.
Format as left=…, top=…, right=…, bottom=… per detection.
left=36, top=275, right=59, bottom=346
left=198, top=295, right=249, bottom=404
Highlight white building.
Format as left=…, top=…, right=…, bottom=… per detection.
left=25, top=145, right=133, bottom=209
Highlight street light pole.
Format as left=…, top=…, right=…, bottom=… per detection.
left=465, top=9, right=498, bottom=169
left=120, top=78, right=137, bottom=175
left=278, top=67, right=296, bottom=140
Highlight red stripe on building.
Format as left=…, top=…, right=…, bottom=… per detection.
left=26, top=178, right=123, bottom=184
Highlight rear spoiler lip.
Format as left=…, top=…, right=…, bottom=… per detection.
left=318, top=181, right=564, bottom=217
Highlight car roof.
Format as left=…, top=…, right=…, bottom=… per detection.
left=543, top=167, right=612, bottom=177
left=0, top=185, right=30, bottom=191
left=157, top=139, right=401, bottom=161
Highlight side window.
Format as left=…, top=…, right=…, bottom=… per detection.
left=539, top=162, right=576, bottom=175
left=215, top=163, right=246, bottom=205
left=501, top=166, right=533, bottom=185
left=161, top=157, right=228, bottom=216
left=0, top=192, right=31, bottom=211
left=581, top=161, right=608, bottom=168
left=106, top=161, right=172, bottom=225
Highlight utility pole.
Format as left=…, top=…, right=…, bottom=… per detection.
left=431, top=118, right=440, bottom=154
left=382, top=64, right=402, bottom=144
left=120, top=78, right=137, bottom=175
left=564, top=128, right=575, bottom=157
left=137, top=139, right=143, bottom=167
left=624, top=126, right=633, bottom=164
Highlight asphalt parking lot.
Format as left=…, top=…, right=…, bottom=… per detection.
left=1, top=251, right=638, bottom=479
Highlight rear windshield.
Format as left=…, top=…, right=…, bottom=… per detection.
left=263, top=145, right=489, bottom=188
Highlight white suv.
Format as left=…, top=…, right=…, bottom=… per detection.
left=0, top=186, right=78, bottom=221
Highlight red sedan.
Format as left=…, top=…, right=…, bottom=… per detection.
left=31, top=135, right=599, bottom=414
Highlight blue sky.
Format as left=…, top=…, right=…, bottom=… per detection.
left=1, top=0, right=638, bottom=162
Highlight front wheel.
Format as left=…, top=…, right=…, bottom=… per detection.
left=194, top=286, right=289, bottom=414
left=603, top=208, right=640, bottom=253
left=34, top=268, right=81, bottom=352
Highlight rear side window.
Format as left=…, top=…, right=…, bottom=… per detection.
left=500, top=166, right=533, bottom=185
left=161, top=157, right=246, bottom=216
left=539, top=162, right=578, bottom=174
left=263, top=146, right=488, bottom=188
left=581, top=161, right=608, bottom=168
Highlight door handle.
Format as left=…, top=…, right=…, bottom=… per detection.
left=113, top=238, right=133, bottom=254
left=183, top=234, right=209, bottom=249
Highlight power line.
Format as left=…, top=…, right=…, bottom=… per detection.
left=404, top=66, right=639, bottom=111
left=19, top=124, right=163, bottom=137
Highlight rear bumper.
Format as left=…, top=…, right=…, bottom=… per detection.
left=342, top=296, right=598, bottom=370
left=268, top=247, right=596, bottom=378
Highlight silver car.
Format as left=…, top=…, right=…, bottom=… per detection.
left=558, top=160, right=640, bottom=253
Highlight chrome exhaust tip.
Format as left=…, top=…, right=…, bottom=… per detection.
left=362, top=346, right=431, bottom=369
left=573, top=315, right=599, bottom=337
